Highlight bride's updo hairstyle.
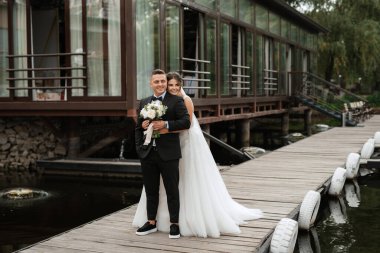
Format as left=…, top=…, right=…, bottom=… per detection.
left=167, top=71, right=183, bottom=86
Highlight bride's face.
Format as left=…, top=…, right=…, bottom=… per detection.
left=167, top=79, right=181, bottom=96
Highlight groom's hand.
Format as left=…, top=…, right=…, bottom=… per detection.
left=152, top=120, right=165, bottom=131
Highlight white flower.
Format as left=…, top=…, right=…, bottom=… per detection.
left=146, top=110, right=156, bottom=119
left=140, top=100, right=168, bottom=121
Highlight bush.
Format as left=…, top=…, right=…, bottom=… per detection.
left=366, top=92, right=380, bottom=107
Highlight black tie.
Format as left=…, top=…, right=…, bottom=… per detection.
left=152, top=96, right=162, bottom=101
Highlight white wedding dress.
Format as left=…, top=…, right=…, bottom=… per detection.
left=132, top=115, right=263, bottom=238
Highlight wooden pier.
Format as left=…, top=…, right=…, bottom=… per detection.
left=19, top=116, right=380, bottom=253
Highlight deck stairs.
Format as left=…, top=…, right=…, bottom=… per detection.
left=293, top=72, right=370, bottom=126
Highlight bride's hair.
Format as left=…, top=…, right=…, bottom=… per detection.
left=167, top=72, right=183, bottom=86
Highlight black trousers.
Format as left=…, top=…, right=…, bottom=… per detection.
left=140, top=148, right=180, bottom=223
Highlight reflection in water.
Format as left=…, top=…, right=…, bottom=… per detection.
left=344, top=180, right=360, bottom=207
left=322, top=196, right=355, bottom=252
left=297, top=228, right=321, bottom=253
left=328, top=196, right=347, bottom=224
left=1, top=188, right=49, bottom=200
left=311, top=172, right=380, bottom=253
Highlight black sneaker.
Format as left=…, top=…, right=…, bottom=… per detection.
left=136, top=221, right=157, bottom=236
left=169, top=224, right=180, bottom=239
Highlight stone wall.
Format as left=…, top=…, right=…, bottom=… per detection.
left=0, top=118, right=67, bottom=173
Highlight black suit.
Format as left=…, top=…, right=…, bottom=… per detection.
left=135, top=92, right=190, bottom=223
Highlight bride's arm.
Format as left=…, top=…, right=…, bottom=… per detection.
left=184, top=96, right=194, bottom=123
left=181, top=87, right=194, bottom=123
left=159, top=89, right=194, bottom=134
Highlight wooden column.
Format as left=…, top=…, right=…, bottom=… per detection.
left=281, top=113, right=289, bottom=137
left=304, top=109, right=312, bottom=136
left=238, top=119, right=251, bottom=148
left=67, top=117, right=80, bottom=158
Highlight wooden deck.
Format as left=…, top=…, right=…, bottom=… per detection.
left=19, top=116, right=380, bottom=253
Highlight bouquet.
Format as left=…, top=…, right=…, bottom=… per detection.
left=140, top=100, right=168, bottom=145
left=140, top=100, right=167, bottom=121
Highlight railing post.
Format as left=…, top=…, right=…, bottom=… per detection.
left=348, top=111, right=353, bottom=121
left=342, top=112, right=346, bottom=127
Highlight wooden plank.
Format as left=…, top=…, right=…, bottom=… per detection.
left=19, top=115, right=380, bottom=253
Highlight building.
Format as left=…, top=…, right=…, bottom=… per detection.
left=0, top=0, right=327, bottom=159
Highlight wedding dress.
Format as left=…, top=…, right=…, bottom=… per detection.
left=132, top=114, right=263, bottom=238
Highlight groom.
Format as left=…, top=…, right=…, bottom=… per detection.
left=135, top=69, right=190, bottom=239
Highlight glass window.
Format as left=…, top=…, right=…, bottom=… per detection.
left=246, top=31, right=254, bottom=95
left=239, top=0, right=253, bottom=24
left=295, top=48, right=302, bottom=71
left=269, top=12, right=280, bottom=36
left=256, top=35, right=264, bottom=95
left=220, top=23, right=230, bottom=96
left=281, top=19, right=289, bottom=39
left=206, top=18, right=216, bottom=96
left=166, top=4, right=180, bottom=72
left=13, top=0, right=28, bottom=97
left=86, top=0, right=121, bottom=97
left=273, top=41, right=279, bottom=73
left=255, top=4, right=268, bottom=31
left=194, top=0, right=216, bottom=10
left=311, top=52, right=317, bottom=73
left=70, top=0, right=84, bottom=96
left=107, top=0, right=122, bottom=96
left=307, top=33, right=314, bottom=49
left=291, top=23, right=298, bottom=42
left=0, top=2, right=9, bottom=97
left=182, top=9, right=205, bottom=98
left=279, top=43, right=287, bottom=95
left=272, top=40, right=280, bottom=95
left=230, top=25, right=249, bottom=97
left=300, top=29, right=307, bottom=46
left=220, top=0, right=236, bottom=18
left=136, top=0, right=160, bottom=99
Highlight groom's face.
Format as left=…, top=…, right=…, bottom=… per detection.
left=150, top=74, right=167, bottom=96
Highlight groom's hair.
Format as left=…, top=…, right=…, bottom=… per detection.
left=151, top=69, right=166, bottom=76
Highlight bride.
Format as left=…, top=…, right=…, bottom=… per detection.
left=133, top=72, right=262, bottom=238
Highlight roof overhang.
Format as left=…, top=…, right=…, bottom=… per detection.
left=256, top=0, right=329, bottom=34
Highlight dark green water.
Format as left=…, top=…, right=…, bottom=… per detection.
left=0, top=173, right=142, bottom=253
left=295, top=170, right=380, bottom=253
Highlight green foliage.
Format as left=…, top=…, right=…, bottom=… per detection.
left=284, top=0, right=380, bottom=94
left=366, top=92, right=380, bottom=107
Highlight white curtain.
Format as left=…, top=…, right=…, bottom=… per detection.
left=87, top=0, right=104, bottom=96
left=107, top=0, right=121, bottom=96
left=165, top=5, right=179, bottom=73
left=70, top=0, right=121, bottom=97
left=0, top=3, right=9, bottom=97
left=70, top=0, right=83, bottom=96
left=13, top=0, right=28, bottom=97
left=136, top=0, right=159, bottom=99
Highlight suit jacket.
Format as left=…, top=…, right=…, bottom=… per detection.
left=135, top=92, right=190, bottom=161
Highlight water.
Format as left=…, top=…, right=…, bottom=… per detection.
left=0, top=173, right=142, bottom=253
left=295, top=170, right=380, bottom=253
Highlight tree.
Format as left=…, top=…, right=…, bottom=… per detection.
left=284, top=0, right=380, bottom=93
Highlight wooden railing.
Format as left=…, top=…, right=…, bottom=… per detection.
left=292, top=71, right=373, bottom=124
left=230, top=64, right=250, bottom=91
left=263, top=68, right=278, bottom=93
left=6, top=52, right=87, bottom=101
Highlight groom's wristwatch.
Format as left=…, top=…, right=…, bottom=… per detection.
left=165, top=121, right=169, bottom=129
